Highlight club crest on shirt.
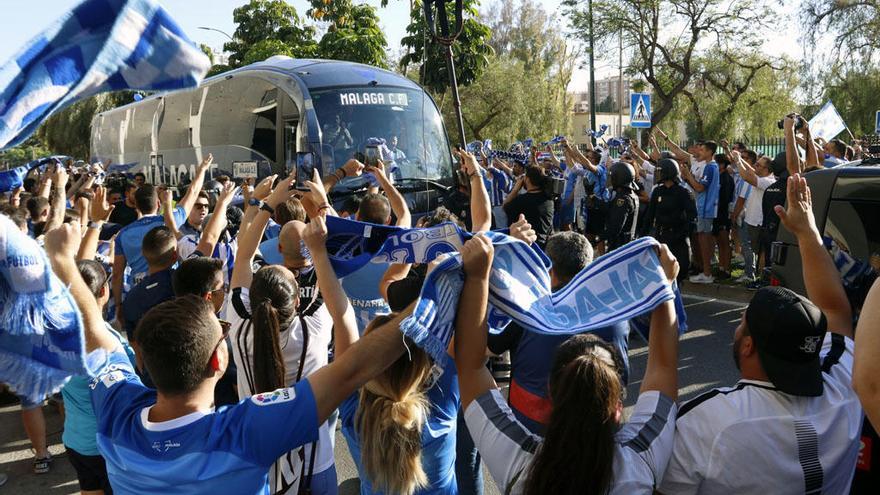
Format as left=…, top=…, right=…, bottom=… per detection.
left=88, top=364, right=128, bottom=390
left=251, top=388, right=295, bottom=406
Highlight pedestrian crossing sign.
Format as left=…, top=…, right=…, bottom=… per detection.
left=630, top=93, right=651, bottom=128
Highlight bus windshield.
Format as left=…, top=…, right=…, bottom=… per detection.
left=311, top=87, right=452, bottom=181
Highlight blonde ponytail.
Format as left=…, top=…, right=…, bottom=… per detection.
left=355, top=316, right=434, bottom=495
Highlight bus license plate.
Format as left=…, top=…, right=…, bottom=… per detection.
left=233, top=161, right=258, bottom=178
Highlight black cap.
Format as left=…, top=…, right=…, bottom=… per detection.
left=745, top=287, right=828, bottom=396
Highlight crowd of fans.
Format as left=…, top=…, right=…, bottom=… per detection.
left=0, top=110, right=877, bottom=495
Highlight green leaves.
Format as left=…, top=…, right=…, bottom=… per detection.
left=399, top=0, right=493, bottom=94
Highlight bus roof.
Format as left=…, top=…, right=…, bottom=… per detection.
left=94, top=57, right=422, bottom=117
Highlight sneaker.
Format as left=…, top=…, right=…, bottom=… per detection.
left=747, top=280, right=766, bottom=291
left=736, top=275, right=754, bottom=284
left=689, top=273, right=715, bottom=284
left=33, top=455, right=51, bottom=474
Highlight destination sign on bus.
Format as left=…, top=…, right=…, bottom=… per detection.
left=339, top=92, right=409, bottom=107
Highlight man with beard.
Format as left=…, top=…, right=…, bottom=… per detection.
left=658, top=175, right=862, bottom=494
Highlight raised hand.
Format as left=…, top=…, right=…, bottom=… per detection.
left=460, top=233, right=494, bottom=279
left=302, top=213, right=328, bottom=252
left=266, top=173, right=296, bottom=208
left=341, top=158, right=365, bottom=178
left=44, top=222, right=82, bottom=261
left=198, top=153, right=214, bottom=171
left=657, top=243, right=680, bottom=283
left=90, top=186, right=115, bottom=222
left=775, top=174, right=817, bottom=238
left=252, top=174, right=277, bottom=201
left=508, top=214, right=536, bottom=245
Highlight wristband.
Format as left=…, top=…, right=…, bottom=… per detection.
left=259, top=202, right=275, bottom=215
left=88, top=221, right=104, bottom=230
left=248, top=198, right=261, bottom=207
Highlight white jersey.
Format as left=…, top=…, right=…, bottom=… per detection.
left=659, top=333, right=861, bottom=495
left=227, top=286, right=335, bottom=492
left=743, top=175, right=774, bottom=228
left=465, top=388, right=676, bottom=494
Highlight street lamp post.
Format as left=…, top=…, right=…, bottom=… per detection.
left=588, top=0, right=597, bottom=146
left=424, top=0, right=467, bottom=149
left=197, top=26, right=234, bottom=42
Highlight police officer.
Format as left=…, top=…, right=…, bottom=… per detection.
left=604, top=161, right=639, bottom=251
left=642, top=158, right=697, bottom=282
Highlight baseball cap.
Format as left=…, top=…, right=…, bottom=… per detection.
left=745, top=287, right=828, bottom=397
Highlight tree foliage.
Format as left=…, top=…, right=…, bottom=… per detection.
left=802, top=0, right=880, bottom=65
left=677, top=50, right=798, bottom=139
left=0, top=137, right=52, bottom=168
left=224, top=0, right=318, bottom=68
left=309, top=1, right=389, bottom=68
left=564, top=0, right=774, bottom=129
left=35, top=93, right=131, bottom=159
left=820, top=67, right=880, bottom=137
left=399, top=0, right=493, bottom=94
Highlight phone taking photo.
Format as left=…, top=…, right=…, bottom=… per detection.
left=295, top=152, right=315, bottom=191
left=365, top=144, right=380, bottom=167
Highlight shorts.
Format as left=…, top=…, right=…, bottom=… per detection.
left=18, top=394, right=43, bottom=410
left=66, top=446, right=112, bottom=493
left=696, top=217, right=714, bottom=234
left=557, top=200, right=575, bottom=226
left=712, top=216, right=732, bottom=235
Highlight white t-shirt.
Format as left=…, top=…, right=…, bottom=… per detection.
left=743, top=175, right=775, bottom=228
left=466, top=388, right=676, bottom=494
left=659, top=333, right=861, bottom=495
left=227, top=285, right=335, bottom=488
left=683, top=159, right=706, bottom=194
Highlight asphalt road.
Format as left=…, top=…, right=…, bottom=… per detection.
left=0, top=295, right=745, bottom=494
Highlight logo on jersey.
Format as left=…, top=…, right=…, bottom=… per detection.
left=88, top=364, right=129, bottom=390
left=800, top=336, right=822, bottom=354
left=152, top=440, right=181, bottom=453
left=251, top=388, right=295, bottom=406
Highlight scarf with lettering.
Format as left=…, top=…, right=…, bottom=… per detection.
left=324, top=217, right=686, bottom=363
left=0, top=216, right=86, bottom=403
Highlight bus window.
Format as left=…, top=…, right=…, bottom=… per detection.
left=311, top=87, right=452, bottom=181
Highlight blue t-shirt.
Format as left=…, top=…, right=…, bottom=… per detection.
left=589, top=164, right=611, bottom=203
left=264, top=220, right=281, bottom=240
left=510, top=322, right=630, bottom=435
left=340, top=263, right=392, bottom=334
left=89, top=348, right=319, bottom=495
left=122, top=268, right=176, bottom=340
left=61, top=325, right=136, bottom=456
left=117, top=206, right=186, bottom=287
left=695, top=161, right=720, bottom=219
left=340, top=353, right=459, bottom=495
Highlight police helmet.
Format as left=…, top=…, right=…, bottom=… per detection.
left=609, top=161, right=637, bottom=190
left=656, top=158, right=681, bottom=183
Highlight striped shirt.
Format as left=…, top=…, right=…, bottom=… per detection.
left=659, top=334, right=860, bottom=495
left=177, top=234, right=237, bottom=285
left=485, top=167, right=514, bottom=207
left=466, top=389, right=676, bottom=494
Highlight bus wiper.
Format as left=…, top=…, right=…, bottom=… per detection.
left=392, top=177, right=451, bottom=192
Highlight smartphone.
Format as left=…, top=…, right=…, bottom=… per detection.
left=365, top=144, right=380, bottom=167
left=295, top=152, right=315, bottom=191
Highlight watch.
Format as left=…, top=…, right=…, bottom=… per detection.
left=248, top=198, right=261, bottom=207
left=259, top=202, right=275, bottom=215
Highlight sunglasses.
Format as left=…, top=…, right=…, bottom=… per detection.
left=194, top=203, right=210, bottom=210
left=208, top=320, right=231, bottom=368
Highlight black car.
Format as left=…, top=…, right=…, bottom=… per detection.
left=770, top=162, right=880, bottom=296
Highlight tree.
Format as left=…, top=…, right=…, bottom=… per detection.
left=678, top=50, right=797, bottom=139
left=564, top=0, right=773, bottom=127
left=223, top=0, right=318, bottom=68
left=36, top=93, right=131, bottom=159
left=199, top=44, right=215, bottom=65
left=802, top=0, right=880, bottom=64
left=821, top=66, right=880, bottom=137
left=399, top=0, right=493, bottom=94
left=0, top=137, right=52, bottom=168
left=307, top=1, right=389, bottom=67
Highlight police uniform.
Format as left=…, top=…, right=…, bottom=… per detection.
left=604, top=190, right=639, bottom=251
left=643, top=184, right=697, bottom=282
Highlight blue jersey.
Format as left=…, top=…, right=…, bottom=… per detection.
left=589, top=164, right=611, bottom=203
left=484, top=167, right=512, bottom=207
left=117, top=206, right=186, bottom=287
left=89, top=348, right=319, bottom=494
left=340, top=353, right=459, bottom=495
left=340, top=263, right=392, bottom=334
left=61, top=325, right=135, bottom=456
left=695, top=161, right=720, bottom=219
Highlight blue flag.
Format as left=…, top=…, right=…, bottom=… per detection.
left=0, top=0, right=210, bottom=149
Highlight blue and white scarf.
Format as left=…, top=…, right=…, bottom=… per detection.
left=0, top=0, right=210, bottom=149
left=0, top=216, right=86, bottom=403
left=324, top=217, right=686, bottom=363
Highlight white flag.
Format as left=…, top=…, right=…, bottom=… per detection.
left=808, top=100, right=847, bottom=142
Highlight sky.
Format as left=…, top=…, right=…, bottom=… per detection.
left=0, top=0, right=804, bottom=93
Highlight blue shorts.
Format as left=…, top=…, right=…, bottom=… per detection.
left=696, top=217, right=714, bottom=233
left=18, top=394, right=43, bottom=410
